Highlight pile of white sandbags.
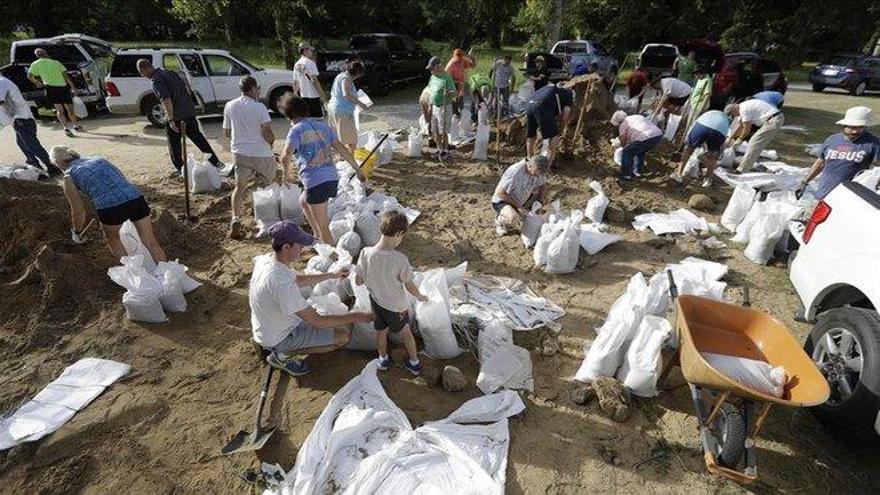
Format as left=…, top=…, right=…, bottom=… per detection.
left=253, top=183, right=305, bottom=237
left=107, top=254, right=201, bottom=323
left=529, top=201, right=620, bottom=271
left=185, top=155, right=223, bottom=193
left=0, top=164, right=44, bottom=181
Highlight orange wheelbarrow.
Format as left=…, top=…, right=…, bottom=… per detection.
left=664, top=271, right=830, bottom=483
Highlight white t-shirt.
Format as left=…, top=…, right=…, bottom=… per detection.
left=0, top=76, right=34, bottom=121
left=356, top=247, right=415, bottom=312
left=222, top=95, right=273, bottom=157
left=738, top=99, right=778, bottom=125
left=249, top=254, right=309, bottom=347
left=661, top=77, right=692, bottom=98
left=492, top=160, right=546, bottom=206
left=294, top=56, right=320, bottom=99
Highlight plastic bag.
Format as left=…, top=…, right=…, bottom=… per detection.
left=2, top=164, right=42, bottom=181
left=119, top=221, right=157, bottom=273
left=155, top=260, right=201, bottom=294
left=533, top=220, right=561, bottom=267
left=189, top=156, right=222, bottom=193
left=477, top=103, right=489, bottom=125
left=309, top=293, right=348, bottom=316
left=306, top=244, right=336, bottom=274
left=718, top=147, right=736, bottom=169
left=406, top=128, right=422, bottom=158
left=473, top=124, right=490, bottom=160
left=545, top=211, right=584, bottom=274
left=584, top=181, right=609, bottom=224
left=279, top=184, right=304, bottom=224
left=459, top=108, right=472, bottom=138
left=617, top=315, right=671, bottom=397
left=336, top=230, right=362, bottom=259
left=520, top=203, right=545, bottom=248
left=721, top=183, right=756, bottom=232
left=448, top=114, right=461, bottom=143
left=379, top=136, right=395, bottom=165
left=578, top=225, right=621, bottom=255
left=123, top=291, right=167, bottom=323
left=346, top=275, right=378, bottom=351
left=418, top=114, right=429, bottom=136
left=731, top=201, right=763, bottom=244
left=702, top=352, right=787, bottom=397
left=683, top=147, right=703, bottom=178
left=72, top=96, right=88, bottom=119
left=416, top=270, right=461, bottom=359
left=329, top=211, right=356, bottom=244
left=613, top=147, right=623, bottom=166
left=854, top=167, right=880, bottom=192
left=159, top=270, right=187, bottom=312
left=664, top=113, right=682, bottom=141
left=253, top=185, right=281, bottom=237
left=356, top=207, right=382, bottom=247
left=108, top=255, right=167, bottom=323
left=476, top=319, right=534, bottom=394
left=744, top=210, right=790, bottom=265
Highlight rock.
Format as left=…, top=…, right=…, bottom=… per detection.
left=592, top=376, right=630, bottom=422
left=441, top=365, right=467, bottom=392
left=604, top=205, right=626, bottom=224
left=453, top=239, right=480, bottom=261
left=569, top=382, right=596, bottom=405
left=423, top=366, right=442, bottom=388
left=540, top=333, right=560, bottom=356
left=688, top=194, right=714, bottom=212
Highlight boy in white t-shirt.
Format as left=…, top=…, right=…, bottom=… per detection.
left=293, top=42, right=325, bottom=118
left=356, top=210, right=428, bottom=375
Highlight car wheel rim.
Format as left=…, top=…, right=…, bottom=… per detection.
left=812, top=327, right=863, bottom=405
left=152, top=104, right=166, bottom=125
left=857, top=82, right=866, bottom=95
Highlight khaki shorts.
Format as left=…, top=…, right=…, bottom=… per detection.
left=431, top=104, right=452, bottom=133
left=330, top=111, right=358, bottom=146
left=234, top=154, right=276, bottom=182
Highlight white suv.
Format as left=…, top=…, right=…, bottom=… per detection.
left=105, top=48, right=295, bottom=127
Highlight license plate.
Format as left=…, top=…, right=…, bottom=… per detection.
left=822, top=69, right=838, bottom=76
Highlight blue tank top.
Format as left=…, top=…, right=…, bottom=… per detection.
left=328, top=72, right=356, bottom=115
left=67, top=157, right=142, bottom=210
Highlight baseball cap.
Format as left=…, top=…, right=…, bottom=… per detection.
left=269, top=221, right=315, bottom=249
left=426, top=56, right=441, bottom=69
left=298, top=41, right=314, bottom=52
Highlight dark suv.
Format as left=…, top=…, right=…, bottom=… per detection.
left=810, top=54, right=880, bottom=96
left=317, top=33, right=430, bottom=96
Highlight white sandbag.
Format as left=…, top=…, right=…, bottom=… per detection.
left=721, top=183, right=756, bottom=232
left=189, top=156, right=222, bottom=193
left=119, top=221, right=157, bottom=273
left=533, top=220, right=562, bottom=267
left=476, top=319, right=534, bottom=394
left=459, top=108, right=472, bottom=137
left=253, top=184, right=282, bottom=237
left=448, top=114, right=461, bottom=142
left=155, top=260, right=201, bottom=293
left=309, top=292, right=348, bottom=316
left=731, top=201, right=762, bottom=244
left=346, top=275, right=378, bottom=351
left=328, top=247, right=353, bottom=274
left=416, top=269, right=461, bottom=359
left=406, top=128, right=422, bottom=158
left=2, top=164, right=43, bottom=181
left=72, top=96, right=88, bottom=119
left=311, top=279, right=339, bottom=298
left=473, top=124, right=490, bottom=160
left=683, top=147, right=703, bottom=178
left=664, top=113, right=682, bottom=141
left=578, top=225, right=621, bottom=255
left=545, top=211, right=584, bottom=274
left=743, top=210, right=789, bottom=265
left=517, top=80, right=535, bottom=101
left=618, top=315, right=671, bottom=397
left=508, top=94, right=524, bottom=114
left=109, top=255, right=167, bottom=323
left=329, top=211, right=356, bottom=244
left=613, top=147, right=623, bottom=166
left=336, top=230, right=362, bottom=259
left=718, top=147, right=736, bottom=168
left=477, top=103, right=489, bottom=125
left=584, top=180, right=609, bottom=224
left=158, top=270, right=187, bottom=312
left=418, top=114, right=429, bottom=136
left=520, top=202, right=545, bottom=248
left=702, top=352, right=787, bottom=397
left=356, top=207, right=382, bottom=247
left=379, top=136, right=395, bottom=165
left=279, top=184, right=304, bottom=224
left=122, top=291, right=167, bottom=323
left=306, top=244, right=336, bottom=274
left=854, top=167, right=880, bottom=192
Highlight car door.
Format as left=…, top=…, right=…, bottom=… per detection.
left=202, top=53, right=250, bottom=103
left=386, top=36, right=409, bottom=78
left=177, top=52, right=216, bottom=106
left=162, top=53, right=211, bottom=110
left=402, top=37, right=422, bottom=77
left=868, top=58, right=880, bottom=89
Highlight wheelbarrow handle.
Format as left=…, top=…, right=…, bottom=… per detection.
left=358, top=133, right=389, bottom=170
left=666, top=269, right=678, bottom=300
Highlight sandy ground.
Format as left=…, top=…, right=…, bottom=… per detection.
left=1, top=85, right=879, bottom=494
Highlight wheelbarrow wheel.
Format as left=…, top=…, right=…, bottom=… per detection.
left=709, top=402, right=747, bottom=468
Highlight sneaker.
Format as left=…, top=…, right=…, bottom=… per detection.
left=633, top=171, right=643, bottom=178
left=266, top=352, right=312, bottom=377
left=64, top=128, right=75, bottom=137
left=701, top=177, right=713, bottom=188
left=229, top=218, right=244, bottom=240
left=669, top=173, right=683, bottom=184
left=377, top=355, right=391, bottom=371
left=73, top=125, right=84, bottom=132
left=404, top=360, right=422, bottom=376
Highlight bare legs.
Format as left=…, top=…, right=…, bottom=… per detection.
left=300, top=191, right=332, bottom=244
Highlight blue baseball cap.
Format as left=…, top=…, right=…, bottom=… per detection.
left=426, top=56, right=441, bottom=69
left=269, top=221, right=315, bottom=249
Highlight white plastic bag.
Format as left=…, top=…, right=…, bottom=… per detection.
left=309, top=293, right=348, bottom=316
left=520, top=202, right=545, bottom=248
left=702, top=352, right=787, bottom=397
left=533, top=221, right=562, bottom=267
left=448, top=114, right=461, bottom=143
left=584, top=181, right=609, bottom=224
left=718, top=147, right=736, bottom=168
left=346, top=275, right=378, bottom=351
left=459, top=108, right=472, bottom=138
left=379, top=136, right=395, bottom=165
left=416, top=270, right=461, bottom=359
left=545, top=211, right=584, bottom=274
left=578, top=225, right=621, bottom=255
left=664, top=113, right=682, bottom=141
left=683, top=147, right=703, bottom=178
left=306, top=244, right=336, bottom=273
left=253, top=185, right=281, bottom=237
left=108, top=255, right=167, bottom=323
left=721, top=183, right=756, bottom=232
left=418, top=114, right=429, bottom=136
left=476, top=319, right=534, bottom=394
left=731, top=201, right=763, bottom=244
left=159, top=270, right=187, bottom=312
left=155, top=259, right=201, bottom=295
left=744, top=210, right=790, bottom=265
left=122, top=291, right=167, bottom=323
left=406, top=128, right=422, bottom=158
left=473, top=124, right=490, bottom=160
left=329, top=211, right=356, bottom=243
left=854, top=167, right=880, bottom=192
left=356, top=207, right=382, bottom=247
left=613, top=147, right=623, bottom=166
left=517, top=80, right=535, bottom=101
left=119, top=221, right=157, bottom=273
left=189, top=156, right=222, bottom=193
left=618, top=315, right=671, bottom=397
left=72, top=96, right=88, bottom=119
left=279, top=184, right=304, bottom=224
left=336, top=230, right=362, bottom=259
left=477, top=103, right=489, bottom=125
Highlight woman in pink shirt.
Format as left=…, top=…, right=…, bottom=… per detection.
left=611, top=110, right=663, bottom=180
left=445, top=48, right=475, bottom=116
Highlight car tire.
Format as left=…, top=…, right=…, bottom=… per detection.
left=811, top=84, right=825, bottom=93
left=851, top=81, right=868, bottom=96
left=372, top=69, right=391, bottom=97
left=268, top=87, right=292, bottom=115
left=804, top=307, right=880, bottom=445
left=141, top=95, right=166, bottom=128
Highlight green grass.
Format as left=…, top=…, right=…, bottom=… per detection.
left=113, top=38, right=287, bottom=69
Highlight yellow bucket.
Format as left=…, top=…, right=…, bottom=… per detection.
left=354, top=148, right=378, bottom=179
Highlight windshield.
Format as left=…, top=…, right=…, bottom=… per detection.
left=351, top=37, right=384, bottom=50
left=644, top=45, right=677, bottom=57
left=553, top=42, right=587, bottom=54
left=822, top=56, right=856, bottom=67
left=229, top=52, right=260, bottom=71
left=14, top=44, right=86, bottom=65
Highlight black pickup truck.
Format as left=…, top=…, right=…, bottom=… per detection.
left=317, top=33, right=430, bottom=97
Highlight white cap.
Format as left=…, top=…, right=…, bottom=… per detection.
left=611, top=110, right=627, bottom=127
left=836, top=106, right=874, bottom=127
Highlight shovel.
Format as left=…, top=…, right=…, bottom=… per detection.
left=357, top=133, right=388, bottom=197
left=221, top=365, right=276, bottom=455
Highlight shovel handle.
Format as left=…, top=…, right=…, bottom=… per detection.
left=666, top=269, right=678, bottom=300
left=358, top=133, right=389, bottom=170
left=253, top=366, right=274, bottom=431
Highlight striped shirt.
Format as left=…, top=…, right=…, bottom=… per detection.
left=286, top=118, right=339, bottom=189
left=66, top=158, right=142, bottom=210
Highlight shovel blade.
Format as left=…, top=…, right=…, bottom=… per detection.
left=220, top=426, right=276, bottom=455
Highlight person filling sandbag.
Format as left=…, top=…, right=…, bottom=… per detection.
left=328, top=61, right=370, bottom=155
left=726, top=98, right=785, bottom=173
left=610, top=110, right=663, bottom=181
left=525, top=83, right=574, bottom=167
left=355, top=210, right=429, bottom=375
left=491, top=155, right=550, bottom=236
left=51, top=146, right=167, bottom=264
left=249, top=221, right=373, bottom=377
left=671, top=109, right=734, bottom=188
left=649, top=76, right=692, bottom=117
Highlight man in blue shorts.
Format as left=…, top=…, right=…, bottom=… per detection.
left=671, top=109, right=732, bottom=187
left=525, top=83, right=574, bottom=166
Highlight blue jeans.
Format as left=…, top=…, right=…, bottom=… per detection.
left=620, top=135, right=663, bottom=177
left=14, top=118, right=59, bottom=174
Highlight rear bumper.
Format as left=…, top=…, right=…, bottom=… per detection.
left=809, top=73, right=855, bottom=88
left=105, top=97, right=140, bottom=115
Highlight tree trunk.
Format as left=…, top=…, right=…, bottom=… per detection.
left=547, top=0, right=565, bottom=48
left=274, top=15, right=295, bottom=69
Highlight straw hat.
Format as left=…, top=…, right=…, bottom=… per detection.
left=836, top=106, right=874, bottom=127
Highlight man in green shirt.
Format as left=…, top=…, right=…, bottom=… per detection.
left=27, top=48, right=81, bottom=136
left=674, top=50, right=697, bottom=86
left=427, top=56, right=456, bottom=158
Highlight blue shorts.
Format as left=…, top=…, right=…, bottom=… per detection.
left=270, top=321, right=336, bottom=353
left=305, top=180, right=339, bottom=205
left=687, top=122, right=725, bottom=153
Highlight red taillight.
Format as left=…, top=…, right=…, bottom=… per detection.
left=803, top=201, right=831, bottom=244
left=106, top=81, right=120, bottom=97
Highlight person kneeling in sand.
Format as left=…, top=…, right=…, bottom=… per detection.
left=249, top=221, right=373, bottom=377
left=355, top=210, right=428, bottom=376
left=52, top=145, right=166, bottom=263
left=491, top=155, right=549, bottom=235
